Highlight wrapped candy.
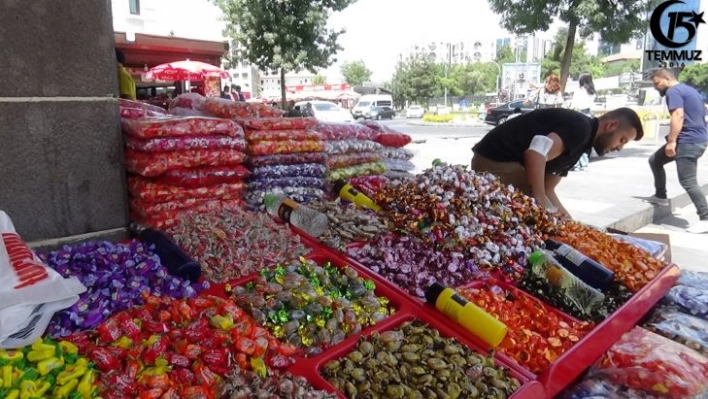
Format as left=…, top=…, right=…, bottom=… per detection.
left=588, top=327, right=708, bottom=398
left=131, top=200, right=243, bottom=230
left=382, top=158, right=416, bottom=172
left=125, top=135, right=246, bottom=153
left=378, top=147, right=414, bottom=160
left=251, top=163, right=327, bottom=179
left=221, top=368, right=338, bottom=398
left=245, top=129, right=323, bottom=141
left=122, top=116, right=243, bottom=139
left=248, top=139, right=325, bottom=156
left=125, top=149, right=247, bottom=177
left=383, top=170, right=416, bottom=180
left=324, top=139, right=383, bottom=154
left=158, top=166, right=251, bottom=188
left=324, top=162, right=386, bottom=181
left=238, top=117, right=318, bottom=131
left=358, top=120, right=394, bottom=133
left=324, top=152, right=380, bottom=169
left=168, top=92, right=206, bottom=111
left=374, top=132, right=412, bottom=148
left=128, top=177, right=245, bottom=203
left=202, top=97, right=285, bottom=119
left=118, top=98, right=167, bottom=119
left=130, top=196, right=244, bottom=218
left=315, top=122, right=379, bottom=141
left=349, top=175, right=390, bottom=198
left=643, top=305, right=708, bottom=356
left=169, top=107, right=208, bottom=117
left=247, top=152, right=327, bottom=167
left=676, top=270, right=708, bottom=291
left=248, top=176, right=325, bottom=191
left=561, top=377, right=662, bottom=399
left=662, top=285, right=708, bottom=319
left=245, top=188, right=325, bottom=210
left=609, top=234, right=668, bottom=259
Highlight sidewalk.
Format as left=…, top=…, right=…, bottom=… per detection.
left=407, top=119, right=487, bottom=127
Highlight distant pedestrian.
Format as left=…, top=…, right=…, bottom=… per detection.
left=115, top=49, right=136, bottom=100
left=232, top=85, right=246, bottom=101
left=220, top=85, right=232, bottom=100
left=526, top=74, right=564, bottom=109
left=569, top=73, right=597, bottom=171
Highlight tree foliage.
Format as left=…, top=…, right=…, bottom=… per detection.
left=680, top=63, right=708, bottom=93
left=340, top=60, right=373, bottom=86
left=313, top=75, right=327, bottom=85
left=215, top=0, right=357, bottom=103
left=488, top=0, right=652, bottom=91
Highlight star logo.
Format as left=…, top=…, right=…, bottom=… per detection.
left=689, top=11, right=706, bottom=28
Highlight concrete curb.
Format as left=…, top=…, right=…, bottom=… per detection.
left=407, top=120, right=488, bottom=128
left=607, top=183, right=708, bottom=232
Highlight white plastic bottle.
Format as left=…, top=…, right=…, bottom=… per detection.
left=264, top=194, right=329, bottom=238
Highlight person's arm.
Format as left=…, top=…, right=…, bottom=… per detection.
left=664, top=89, right=684, bottom=157
left=523, top=133, right=565, bottom=205
left=544, top=174, right=571, bottom=218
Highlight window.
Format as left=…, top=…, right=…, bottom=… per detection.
left=129, top=0, right=140, bottom=15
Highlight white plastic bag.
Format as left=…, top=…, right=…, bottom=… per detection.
left=0, top=211, right=86, bottom=348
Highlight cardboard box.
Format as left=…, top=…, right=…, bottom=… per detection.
left=606, top=228, right=672, bottom=263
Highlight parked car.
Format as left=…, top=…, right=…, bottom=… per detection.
left=434, top=106, right=452, bottom=115
left=484, top=100, right=534, bottom=125
left=406, top=105, right=425, bottom=119
left=365, top=106, right=396, bottom=120
left=294, top=100, right=353, bottom=122
left=351, top=94, right=394, bottom=119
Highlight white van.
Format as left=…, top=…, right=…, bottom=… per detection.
left=351, top=94, right=393, bottom=119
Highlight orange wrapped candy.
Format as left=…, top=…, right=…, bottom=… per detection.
left=122, top=116, right=243, bottom=139
left=248, top=140, right=325, bottom=156
left=128, top=177, right=244, bottom=203
left=125, top=149, right=247, bottom=177
left=245, top=129, right=323, bottom=142
left=202, top=98, right=284, bottom=119
left=131, top=200, right=243, bottom=229
left=238, top=117, right=318, bottom=131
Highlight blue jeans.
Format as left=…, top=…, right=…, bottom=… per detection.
left=649, top=141, right=708, bottom=220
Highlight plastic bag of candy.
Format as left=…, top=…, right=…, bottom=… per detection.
left=315, top=122, right=379, bottom=141
left=383, top=170, right=417, bottom=181
left=560, top=377, right=662, bottom=399
left=325, top=162, right=386, bottom=181
left=131, top=200, right=244, bottom=230
left=663, top=285, right=708, bottom=319
left=168, top=92, right=206, bottom=111
left=248, top=139, right=325, bottom=156
left=251, top=163, right=327, bottom=179
left=157, top=166, right=251, bottom=188
left=245, top=128, right=323, bottom=141
left=125, top=149, right=247, bottom=177
left=122, top=116, right=243, bottom=139
left=238, top=117, right=318, bottom=131
left=379, top=147, right=414, bottom=160
left=247, top=152, right=327, bottom=167
left=676, top=270, right=708, bottom=291
left=245, top=187, right=324, bottom=209
left=643, top=305, right=708, bottom=356
left=325, top=152, right=380, bottom=169
left=324, top=139, right=383, bottom=154
left=130, top=195, right=244, bottom=218
left=374, top=132, right=412, bottom=148
left=128, top=177, right=245, bottom=203
left=169, top=107, right=208, bottom=117
left=248, top=176, right=325, bottom=191
left=125, top=135, right=246, bottom=153
left=588, top=327, right=708, bottom=398
left=358, top=120, right=393, bottom=133
left=349, top=175, right=390, bottom=198
left=383, top=158, right=416, bottom=172
left=202, top=97, right=285, bottom=119
left=609, top=234, right=668, bottom=259
left=118, top=98, right=168, bottom=119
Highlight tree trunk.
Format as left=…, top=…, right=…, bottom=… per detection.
left=560, top=20, right=578, bottom=93
left=280, top=68, right=287, bottom=111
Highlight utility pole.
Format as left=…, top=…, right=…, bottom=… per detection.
left=444, top=43, right=451, bottom=107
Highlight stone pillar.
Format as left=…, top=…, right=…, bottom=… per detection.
left=0, top=0, right=128, bottom=242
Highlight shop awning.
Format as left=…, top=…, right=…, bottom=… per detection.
left=115, top=32, right=229, bottom=70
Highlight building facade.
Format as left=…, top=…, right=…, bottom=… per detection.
left=260, top=71, right=319, bottom=98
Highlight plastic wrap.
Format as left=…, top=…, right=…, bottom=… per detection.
left=168, top=92, right=206, bottom=111
left=663, top=284, right=708, bottom=319
left=379, top=147, right=414, bottom=160
left=238, top=117, right=318, bottom=130
left=128, top=177, right=245, bottom=203
left=130, top=196, right=244, bottom=218
left=248, top=139, right=325, bottom=156
left=589, top=327, right=708, bottom=398
left=248, top=176, right=325, bottom=191
left=383, top=158, right=416, bottom=172
left=561, top=377, right=662, bottom=399
left=202, top=97, right=285, bottom=119
left=251, top=163, right=327, bottom=179
left=644, top=305, right=708, bottom=356
left=245, top=187, right=324, bottom=209
left=382, top=170, right=417, bottom=180
left=325, top=161, right=386, bottom=181
left=122, top=116, right=243, bottom=138
left=125, top=149, right=247, bottom=177
left=315, top=121, right=380, bottom=140
left=349, top=175, right=390, bottom=198
left=125, top=135, right=246, bottom=153
left=324, top=139, right=383, bottom=154
left=358, top=120, right=392, bottom=133
left=158, top=165, right=250, bottom=188
left=324, top=152, right=380, bottom=169
left=245, top=128, right=323, bottom=141
left=131, top=200, right=242, bottom=229
left=676, top=270, right=708, bottom=291
left=374, top=132, right=413, bottom=147
left=169, top=107, right=207, bottom=117
left=118, top=98, right=168, bottom=119
left=247, top=152, right=327, bottom=167
left=609, top=234, right=668, bottom=259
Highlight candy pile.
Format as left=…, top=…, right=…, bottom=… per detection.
left=66, top=295, right=297, bottom=399
left=587, top=327, right=708, bottom=397
left=347, top=235, right=477, bottom=298
left=38, top=240, right=203, bottom=337
left=0, top=338, right=98, bottom=399
left=202, top=96, right=285, bottom=119
left=321, top=320, right=521, bottom=399
left=315, top=122, right=386, bottom=182
left=122, top=114, right=248, bottom=229
left=348, top=175, right=391, bottom=198
left=662, top=284, right=708, bottom=319
left=562, top=377, right=662, bottom=399
left=231, top=257, right=393, bottom=357
left=552, top=222, right=667, bottom=292
left=643, top=305, right=708, bottom=356
left=166, top=207, right=311, bottom=283
left=307, top=199, right=390, bottom=249
left=457, top=284, right=592, bottom=374
left=373, top=164, right=560, bottom=278
left=242, top=117, right=327, bottom=209
left=221, top=368, right=338, bottom=398
left=359, top=121, right=416, bottom=176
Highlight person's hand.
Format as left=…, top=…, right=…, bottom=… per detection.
left=665, top=142, right=677, bottom=157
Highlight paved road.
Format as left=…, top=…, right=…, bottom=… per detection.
left=378, top=119, right=491, bottom=140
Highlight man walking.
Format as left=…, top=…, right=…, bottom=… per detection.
left=646, top=69, right=708, bottom=234
left=232, top=85, right=246, bottom=101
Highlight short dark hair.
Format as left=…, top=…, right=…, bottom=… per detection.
left=223, top=85, right=230, bottom=91
left=115, top=49, right=126, bottom=64
left=232, top=85, right=241, bottom=91
left=652, top=68, right=675, bottom=80
left=600, top=107, right=644, bottom=141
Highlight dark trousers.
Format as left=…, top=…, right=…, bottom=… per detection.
left=649, top=142, right=708, bottom=220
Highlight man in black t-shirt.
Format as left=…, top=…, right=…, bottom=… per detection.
left=472, top=107, right=644, bottom=218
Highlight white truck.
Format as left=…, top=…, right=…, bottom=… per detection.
left=351, top=94, right=394, bottom=119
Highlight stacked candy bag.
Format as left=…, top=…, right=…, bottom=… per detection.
left=122, top=115, right=249, bottom=228
left=202, top=97, right=285, bottom=119
left=118, top=98, right=168, bottom=119
left=360, top=120, right=415, bottom=177
left=242, top=117, right=327, bottom=209
left=315, top=122, right=386, bottom=182
left=168, top=92, right=207, bottom=117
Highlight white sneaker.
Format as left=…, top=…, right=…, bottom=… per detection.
left=643, top=195, right=669, bottom=206
left=686, top=220, right=708, bottom=234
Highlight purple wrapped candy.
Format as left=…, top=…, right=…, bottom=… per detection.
left=248, top=176, right=325, bottom=191
left=38, top=239, right=206, bottom=338
left=251, top=163, right=327, bottom=179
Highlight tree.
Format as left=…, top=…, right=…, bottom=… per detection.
left=496, top=46, right=516, bottom=64
left=488, top=0, right=652, bottom=91
left=541, top=28, right=606, bottom=82
left=216, top=0, right=356, bottom=106
left=313, top=75, right=326, bottom=85
left=340, top=60, right=373, bottom=86
left=680, top=63, right=708, bottom=93
left=393, top=49, right=441, bottom=105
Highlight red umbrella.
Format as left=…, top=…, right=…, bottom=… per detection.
left=145, top=60, right=229, bottom=81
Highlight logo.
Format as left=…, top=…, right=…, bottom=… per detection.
left=645, top=0, right=705, bottom=68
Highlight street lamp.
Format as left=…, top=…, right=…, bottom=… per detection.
left=489, top=61, right=502, bottom=101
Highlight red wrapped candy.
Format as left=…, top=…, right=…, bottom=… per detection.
left=122, top=116, right=243, bottom=139
left=124, top=149, right=247, bottom=177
